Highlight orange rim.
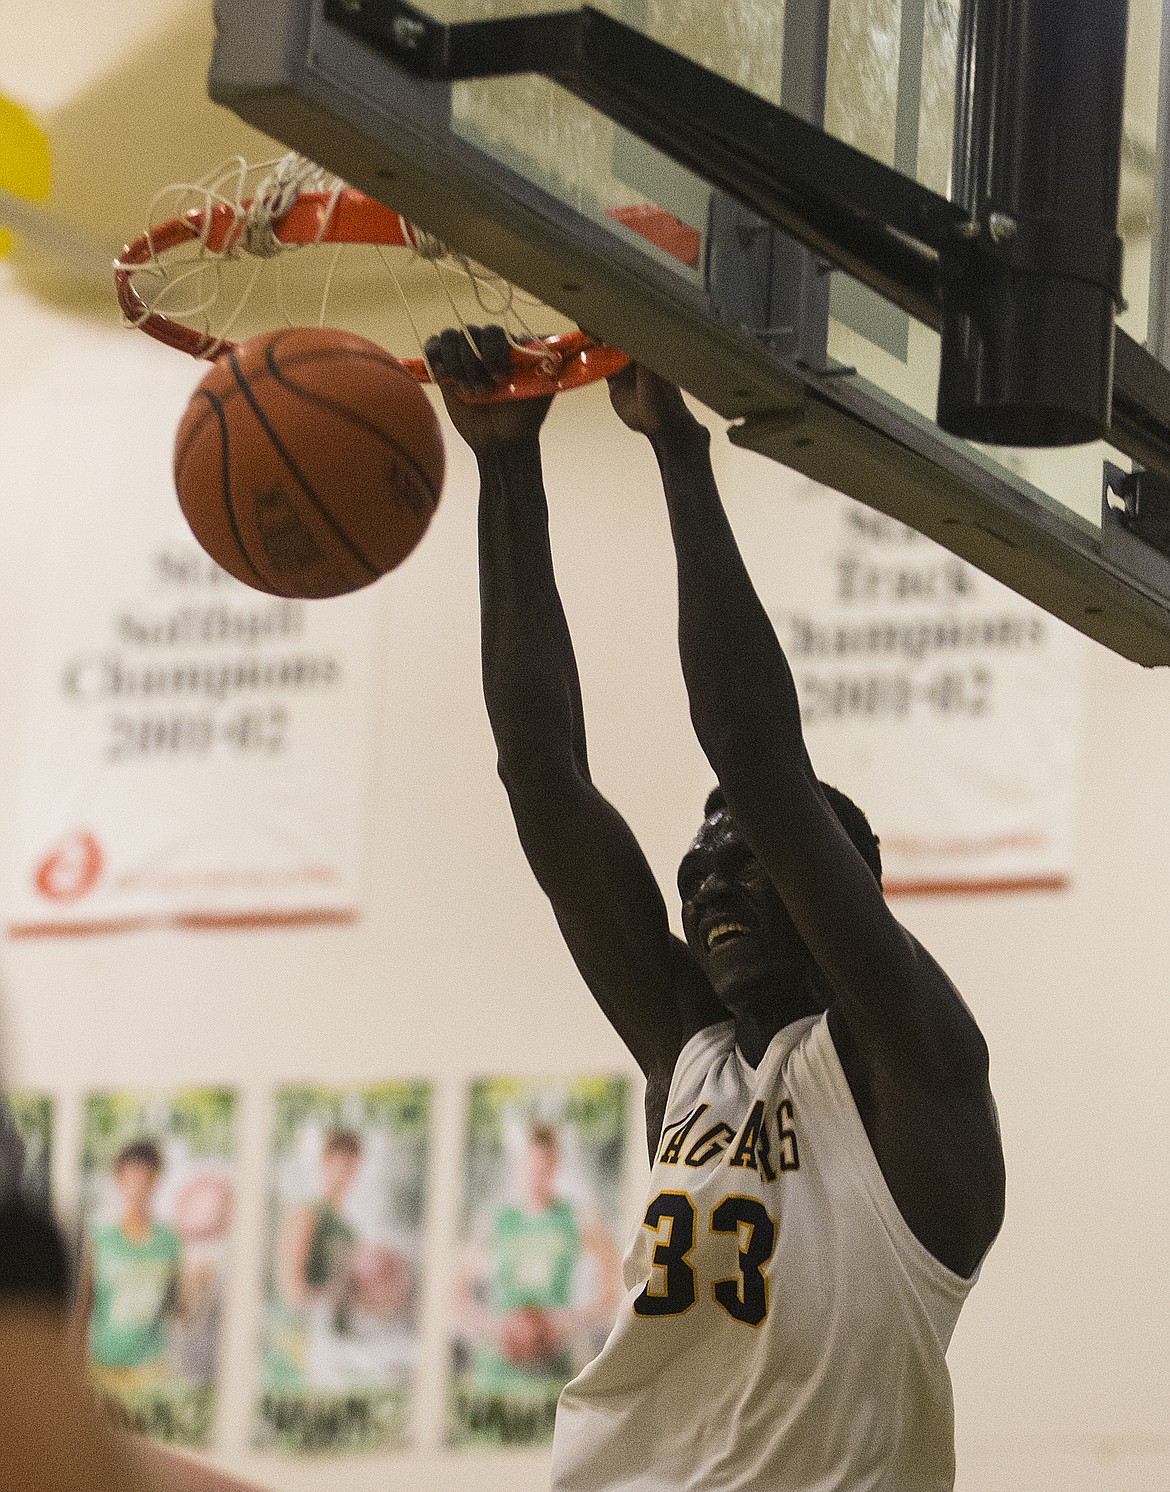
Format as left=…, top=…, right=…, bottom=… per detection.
left=115, top=189, right=629, bottom=401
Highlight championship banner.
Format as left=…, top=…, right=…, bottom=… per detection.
left=734, top=472, right=1082, bottom=894
left=5, top=337, right=377, bottom=935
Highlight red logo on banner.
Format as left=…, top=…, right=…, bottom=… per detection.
left=33, top=831, right=104, bottom=902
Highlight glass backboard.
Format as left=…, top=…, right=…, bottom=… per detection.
left=208, top=0, right=1170, bottom=663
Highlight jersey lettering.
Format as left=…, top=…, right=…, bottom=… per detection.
left=658, top=1103, right=709, bottom=1166
left=728, top=1099, right=776, bottom=1182
left=777, top=1098, right=800, bottom=1171
left=684, top=1122, right=737, bottom=1167
left=666, top=1100, right=799, bottom=1178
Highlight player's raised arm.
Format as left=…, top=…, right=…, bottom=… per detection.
left=427, top=330, right=721, bottom=1112
left=610, top=364, right=1003, bottom=1275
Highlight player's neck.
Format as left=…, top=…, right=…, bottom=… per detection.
left=119, top=1210, right=151, bottom=1244
left=729, top=978, right=826, bottom=1068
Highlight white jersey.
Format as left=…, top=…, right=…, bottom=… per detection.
left=552, top=1015, right=978, bottom=1492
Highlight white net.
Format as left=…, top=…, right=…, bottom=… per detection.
left=117, top=152, right=569, bottom=370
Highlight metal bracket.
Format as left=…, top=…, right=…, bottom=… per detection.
left=1102, top=461, right=1170, bottom=601
left=322, top=0, right=580, bottom=79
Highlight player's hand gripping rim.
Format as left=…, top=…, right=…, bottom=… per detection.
left=605, top=361, right=707, bottom=447
left=426, top=325, right=553, bottom=458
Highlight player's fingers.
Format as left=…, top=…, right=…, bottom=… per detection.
left=477, top=323, right=512, bottom=382
left=436, top=327, right=464, bottom=379
left=455, top=326, right=497, bottom=389
left=422, top=334, right=445, bottom=379
left=436, top=327, right=480, bottom=391
left=607, top=362, right=637, bottom=390
left=463, top=326, right=489, bottom=385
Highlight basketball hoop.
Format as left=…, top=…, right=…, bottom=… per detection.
left=115, top=153, right=629, bottom=402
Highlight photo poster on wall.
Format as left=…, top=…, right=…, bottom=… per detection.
left=731, top=477, right=1082, bottom=894
left=2, top=1090, right=54, bottom=1208
left=3, top=337, right=378, bottom=939
left=448, top=1075, right=630, bottom=1449
left=79, top=1086, right=238, bottom=1447
left=254, top=1080, right=431, bottom=1455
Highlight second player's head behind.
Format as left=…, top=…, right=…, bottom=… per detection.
left=678, top=786, right=881, bottom=1021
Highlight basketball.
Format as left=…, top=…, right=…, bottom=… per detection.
left=173, top=328, right=446, bottom=599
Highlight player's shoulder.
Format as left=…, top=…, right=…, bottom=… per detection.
left=662, top=1018, right=738, bottom=1108
left=677, top=1016, right=737, bottom=1073
left=747, top=1010, right=856, bottom=1115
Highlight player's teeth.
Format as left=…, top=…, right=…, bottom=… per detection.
left=707, top=921, right=748, bottom=949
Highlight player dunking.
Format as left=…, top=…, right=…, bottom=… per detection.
left=430, top=326, right=1005, bottom=1491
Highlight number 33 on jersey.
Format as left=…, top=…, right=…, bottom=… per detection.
left=634, top=1092, right=798, bottom=1326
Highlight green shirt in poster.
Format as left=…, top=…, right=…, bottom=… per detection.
left=89, top=1222, right=181, bottom=1369
left=489, top=1200, right=579, bottom=1314
left=304, top=1201, right=356, bottom=1289
left=469, top=1200, right=580, bottom=1396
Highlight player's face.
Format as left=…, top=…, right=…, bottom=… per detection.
left=114, top=1161, right=160, bottom=1214
left=526, top=1141, right=558, bottom=1203
left=678, top=809, right=808, bottom=1007
left=321, top=1147, right=360, bottom=1198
